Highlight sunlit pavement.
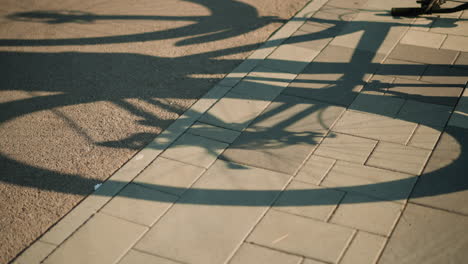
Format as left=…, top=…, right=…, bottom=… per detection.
left=13, top=0, right=468, bottom=263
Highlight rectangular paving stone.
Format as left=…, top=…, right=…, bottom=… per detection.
left=100, top=184, right=177, bottom=226
left=332, top=110, right=416, bottom=144
left=135, top=160, right=291, bottom=264
left=134, top=157, right=205, bottom=196
left=389, top=44, right=459, bottom=65
left=454, top=51, right=468, bottom=69
left=302, top=259, right=327, bottom=264
left=349, top=92, right=405, bottom=117
left=230, top=67, right=296, bottom=100
left=118, top=250, right=180, bottom=264
left=198, top=91, right=272, bottom=131
left=431, top=18, right=468, bottom=36
left=274, top=180, right=345, bottom=221
left=295, top=155, right=335, bottom=185
left=340, top=231, right=386, bottom=264
left=448, top=89, right=468, bottom=129
left=187, top=122, right=241, bottom=143
left=410, top=126, right=468, bottom=215
left=387, top=78, right=463, bottom=106
left=314, top=132, right=377, bottom=164
left=312, top=5, right=360, bottom=23
left=441, top=34, right=468, bottom=52
left=407, top=125, right=443, bottom=150
left=261, top=44, right=320, bottom=74
left=330, top=193, right=403, bottom=236
left=400, top=30, right=446, bottom=48
left=321, top=161, right=416, bottom=202
left=366, top=142, right=431, bottom=175
left=13, top=241, right=56, bottom=264
left=420, top=65, right=468, bottom=85
left=375, top=58, right=427, bottom=80
left=285, top=45, right=384, bottom=106
left=410, top=17, right=435, bottom=31
left=229, top=243, right=302, bottom=264
left=360, top=75, right=394, bottom=95
left=285, top=24, right=336, bottom=51
left=396, top=99, right=453, bottom=127
left=44, top=213, right=147, bottom=264
left=330, top=19, right=409, bottom=55
left=247, top=210, right=354, bottom=263
left=379, top=203, right=468, bottom=264
left=161, top=133, right=228, bottom=168
left=222, top=95, right=344, bottom=175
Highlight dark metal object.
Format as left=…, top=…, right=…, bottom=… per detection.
left=391, top=0, right=468, bottom=16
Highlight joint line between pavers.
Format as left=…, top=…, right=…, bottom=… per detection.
left=132, top=248, right=189, bottom=264
left=324, top=186, right=346, bottom=223
left=223, top=174, right=296, bottom=264
left=40, top=210, right=98, bottom=263
left=318, top=158, right=337, bottom=186
left=336, top=229, right=358, bottom=264
left=245, top=241, right=335, bottom=264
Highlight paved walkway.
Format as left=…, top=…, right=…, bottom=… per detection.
left=14, top=0, right=468, bottom=263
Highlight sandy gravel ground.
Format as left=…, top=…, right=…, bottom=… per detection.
left=0, top=0, right=309, bottom=262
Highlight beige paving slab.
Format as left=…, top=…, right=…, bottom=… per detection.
left=198, top=91, right=272, bottom=131
left=366, top=141, right=431, bottom=175
left=340, top=231, right=386, bottom=264
left=314, top=132, right=377, bottom=164
left=454, top=51, right=468, bottom=69
left=360, top=75, right=395, bottom=95
left=332, top=110, right=416, bottom=144
left=349, top=92, right=405, bottom=117
left=420, top=65, right=468, bottom=85
left=230, top=67, right=296, bottom=100
left=410, top=17, right=435, bottom=32
left=302, top=259, right=327, bottom=264
left=134, top=160, right=291, bottom=264
left=161, top=133, right=228, bottom=168
left=12, top=241, right=56, bottom=264
left=285, top=45, right=384, bottom=106
left=448, top=89, right=468, bottom=129
left=229, top=243, right=302, bottom=264
left=400, top=30, right=446, bottom=48
left=261, top=44, right=320, bottom=74
left=247, top=210, right=354, bottom=263
left=295, top=155, right=335, bottom=185
left=330, top=16, right=409, bottom=55
left=441, top=34, right=468, bottom=52
left=39, top=186, right=125, bottom=245
left=286, top=22, right=337, bottom=51
left=321, top=161, right=416, bottom=203
left=187, top=122, right=241, bottom=143
left=410, top=126, right=468, bottom=215
left=133, top=157, right=205, bottom=196
left=330, top=193, right=403, bottom=236
left=396, top=100, right=452, bottom=127
left=100, top=184, right=177, bottom=226
left=387, top=78, right=463, bottom=106
left=431, top=18, right=468, bottom=36
left=407, top=125, right=443, bottom=150
left=44, top=213, right=147, bottom=264
left=118, top=250, right=180, bottom=264
left=379, top=203, right=468, bottom=264
left=222, top=95, right=345, bottom=175
left=389, top=44, right=459, bottom=65
left=274, top=180, right=345, bottom=221
left=375, top=59, right=427, bottom=81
